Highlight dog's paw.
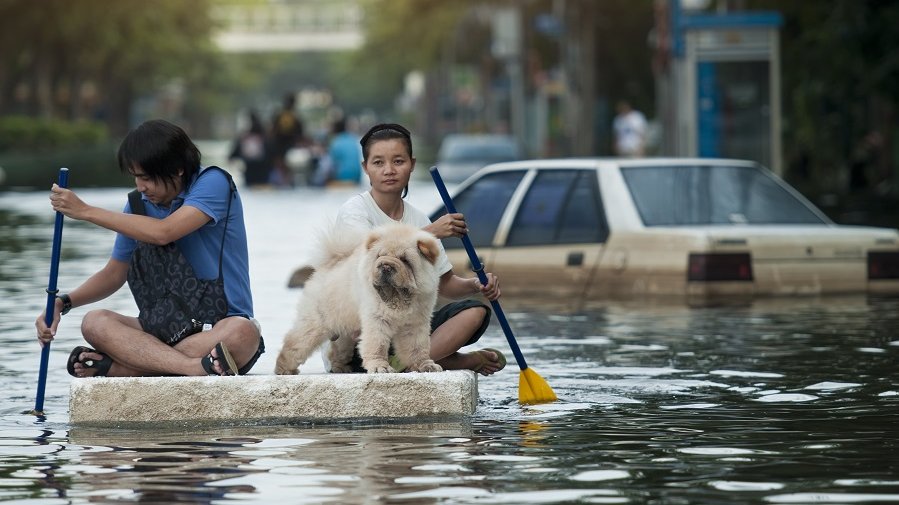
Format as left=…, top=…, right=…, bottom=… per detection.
left=411, top=361, right=443, bottom=373
left=365, top=360, right=396, bottom=373
left=275, top=365, right=299, bottom=375
left=331, top=364, right=354, bottom=373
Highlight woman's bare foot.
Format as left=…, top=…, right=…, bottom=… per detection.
left=469, top=348, right=506, bottom=376
left=438, top=348, right=507, bottom=376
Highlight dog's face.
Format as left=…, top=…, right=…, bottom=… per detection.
left=363, top=224, right=440, bottom=305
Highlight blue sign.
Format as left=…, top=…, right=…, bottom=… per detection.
left=697, top=61, right=719, bottom=157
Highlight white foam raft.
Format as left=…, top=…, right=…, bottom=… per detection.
left=69, top=371, right=478, bottom=425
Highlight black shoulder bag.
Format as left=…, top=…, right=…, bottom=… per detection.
left=126, top=167, right=235, bottom=345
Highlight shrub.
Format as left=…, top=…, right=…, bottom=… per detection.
left=0, top=116, right=108, bottom=152
left=0, top=116, right=120, bottom=189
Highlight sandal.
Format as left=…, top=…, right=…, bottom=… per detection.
left=67, top=346, right=113, bottom=378
left=471, top=348, right=507, bottom=375
left=201, top=342, right=239, bottom=376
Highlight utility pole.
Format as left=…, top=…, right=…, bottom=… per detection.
left=492, top=6, right=526, bottom=153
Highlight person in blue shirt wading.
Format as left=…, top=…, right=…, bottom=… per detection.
left=35, top=119, right=264, bottom=377
left=328, top=117, right=363, bottom=184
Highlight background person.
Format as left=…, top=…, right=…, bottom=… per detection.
left=613, top=99, right=648, bottom=157
left=228, top=109, right=271, bottom=187
left=333, top=122, right=506, bottom=375
left=35, top=119, right=264, bottom=377
left=269, top=92, right=305, bottom=187
left=325, top=117, right=363, bottom=185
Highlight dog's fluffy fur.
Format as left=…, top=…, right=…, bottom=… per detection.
left=275, top=222, right=443, bottom=374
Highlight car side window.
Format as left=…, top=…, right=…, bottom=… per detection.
left=506, top=169, right=608, bottom=246
left=558, top=170, right=608, bottom=243
left=431, top=170, right=526, bottom=248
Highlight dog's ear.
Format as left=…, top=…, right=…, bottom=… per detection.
left=365, top=229, right=382, bottom=251
left=418, top=236, right=441, bottom=265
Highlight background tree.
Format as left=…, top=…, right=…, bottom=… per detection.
left=0, top=0, right=218, bottom=136
left=750, top=0, right=898, bottom=197
left=352, top=0, right=655, bottom=155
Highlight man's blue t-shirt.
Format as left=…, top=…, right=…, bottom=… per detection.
left=111, top=168, right=254, bottom=318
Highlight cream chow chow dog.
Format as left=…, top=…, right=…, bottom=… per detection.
left=275, top=222, right=443, bottom=375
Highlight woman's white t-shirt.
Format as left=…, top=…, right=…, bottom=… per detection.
left=336, top=191, right=453, bottom=276
left=319, top=191, right=454, bottom=372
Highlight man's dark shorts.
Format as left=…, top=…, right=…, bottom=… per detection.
left=348, top=299, right=492, bottom=373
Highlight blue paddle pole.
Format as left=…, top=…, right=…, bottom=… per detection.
left=32, top=167, right=69, bottom=416
left=430, top=166, right=556, bottom=404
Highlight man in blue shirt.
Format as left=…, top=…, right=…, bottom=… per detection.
left=328, top=118, right=363, bottom=183
left=35, top=120, right=263, bottom=377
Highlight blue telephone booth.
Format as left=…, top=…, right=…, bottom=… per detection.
left=660, top=3, right=783, bottom=174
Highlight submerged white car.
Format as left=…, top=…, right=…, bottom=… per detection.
left=430, top=158, right=899, bottom=300
left=436, top=134, right=523, bottom=183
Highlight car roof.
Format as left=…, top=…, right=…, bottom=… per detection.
left=439, top=134, right=519, bottom=151
left=441, top=133, right=516, bottom=142
left=476, top=157, right=759, bottom=172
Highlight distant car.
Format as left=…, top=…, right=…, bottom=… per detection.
left=431, top=158, right=899, bottom=300
left=435, top=134, right=522, bottom=183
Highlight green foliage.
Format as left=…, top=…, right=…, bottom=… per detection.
left=0, top=142, right=123, bottom=189
left=359, top=0, right=469, bottom=72
left=749, top=0, right=899, bottom=191
left=0, top=0, right=217, bottom=133
left=345, top=0, right=475, bottom=112
left=0, top=116, right=108, bottom=152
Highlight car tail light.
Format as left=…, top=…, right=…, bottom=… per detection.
left=688, top=253, right=753, bottom=281
left=868, top=251, right=899, bottom=279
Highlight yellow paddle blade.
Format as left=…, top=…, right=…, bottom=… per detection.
left=518, top=368, right=557, bottom=405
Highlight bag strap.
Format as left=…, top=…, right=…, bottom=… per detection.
left=128, top=189, right=145, bottom=216
left=127, top=167, right=235, bottom=279
left=198, top=166, right=235, bottom=280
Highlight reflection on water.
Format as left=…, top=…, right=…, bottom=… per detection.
left=1, top=185, right=898, bottom=504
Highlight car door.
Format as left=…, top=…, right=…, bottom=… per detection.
left=490, top=168, right=609, bottom=298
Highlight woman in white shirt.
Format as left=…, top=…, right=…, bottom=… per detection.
left=335, top=123, right=506, bottom=376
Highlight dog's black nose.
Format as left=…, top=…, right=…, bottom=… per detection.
left=378, top=263, right=394, bottom=282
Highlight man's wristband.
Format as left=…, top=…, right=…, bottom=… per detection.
left=57, top=293, right=72, bottom=315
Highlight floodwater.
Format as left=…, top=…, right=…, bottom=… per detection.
left=1, top=177, right=898, bottom=504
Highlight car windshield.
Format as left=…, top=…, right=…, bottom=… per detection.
left=442, top=138, right=519, bottom=163
left=621, top=164, right=828, bottom=226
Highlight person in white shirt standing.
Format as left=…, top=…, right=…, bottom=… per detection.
left=613, top=100, right=648, bottom=157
